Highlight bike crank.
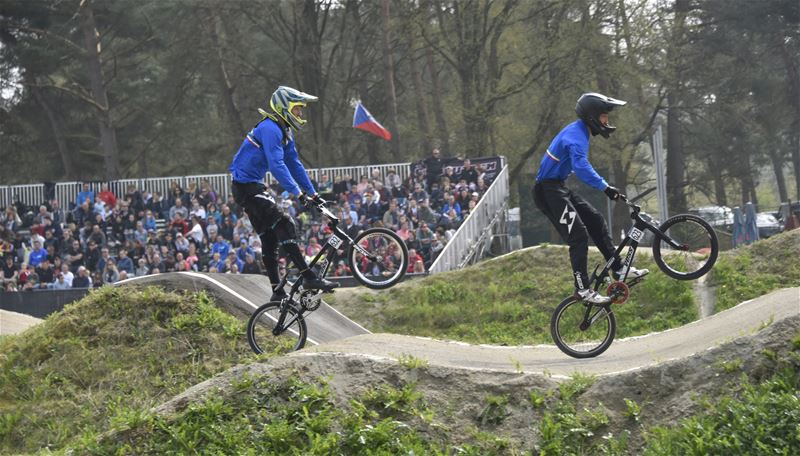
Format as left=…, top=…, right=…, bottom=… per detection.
left=606, top=281, right=630, bottom=304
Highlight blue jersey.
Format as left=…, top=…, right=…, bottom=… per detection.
left=535, top=120, right=608, bottom=191
left=228, top=118, right=316, bottom=196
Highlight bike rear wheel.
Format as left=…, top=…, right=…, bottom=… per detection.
left=247, top=301, right=307, bottom=354
left=349, top=227, right=409, bottom=289
left=652, top=214, right=718, bottom=280
left=551, top=296, right=616, bottom=358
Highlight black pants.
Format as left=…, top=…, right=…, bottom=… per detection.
left=533, top=181, right=620, bottom=290
left=231, top=182, right=312, bottom=286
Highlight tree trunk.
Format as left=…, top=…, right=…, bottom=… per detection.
left=380, top=0, right=400, bottom=156
left=768, top=149, right=789, bottom=203
left=207, top=11, right=244, bottom=142
left=32, top=87, right=76, bottom=180
left=777, top=35, right=800, bottom=200
left=425, top=44, right=450, bottom=155
left=298, top=0, right=324, bottom=165
left=408, top=36, right=432, bottom=155
left=708, top=157, right=727, bottom=206
left=666, top=91, right=687, bottom=213
left=79, top=0, right=120, bottom=180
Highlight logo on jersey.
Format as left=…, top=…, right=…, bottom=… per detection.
left=560, top=204, right=577, bottom=234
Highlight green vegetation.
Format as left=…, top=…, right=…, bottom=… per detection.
left=329, top=246, right=696, bottom=345
left=68, top=377, right=515, bottom=455
left=0, top=286, right=255, bottom=454
left=709, top=230, right=800, bottom=311
left=643, top=367, right=800, bottom=455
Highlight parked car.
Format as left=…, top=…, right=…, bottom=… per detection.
left=756, top=212, right=782, bottom=239
left=688, top=206, right=734, bottom=232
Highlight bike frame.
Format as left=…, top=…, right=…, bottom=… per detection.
left=590, top=198, right=687, bottom=291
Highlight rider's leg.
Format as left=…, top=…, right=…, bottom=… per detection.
left=571, top=193, right=648, bottom=279
left=259, top=230, right=286, bottom=300
left=534, top=183, right=608, bottom=304
left=570, top=193, right=622, bottom=270
left=272, top=215, right=339, bottom=291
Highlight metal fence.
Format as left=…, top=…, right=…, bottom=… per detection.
left=429, top=164, right=510, bottom=273
left=1, top=162, right=412, bottom=211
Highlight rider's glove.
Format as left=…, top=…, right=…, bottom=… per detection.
left=298, top=192, right=312, bottom=208
left=604, top=185, right=624, bottom=201
left=310, top=193, right=327, bottom=207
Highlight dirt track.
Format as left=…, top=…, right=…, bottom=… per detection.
left=0, top=310, right=42, bottom=335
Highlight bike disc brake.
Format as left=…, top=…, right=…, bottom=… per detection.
left=606, top=281, right=630, bottom=304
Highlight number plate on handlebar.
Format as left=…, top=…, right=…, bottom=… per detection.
left=628, top=227, right=644, bottom=242
left=327, top=234, right=343, bottom=248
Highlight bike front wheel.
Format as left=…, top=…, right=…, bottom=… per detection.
left=652, top=214, right=718, bottom=280
left=349, top=227, right=409, bottom=289
left=247, top=301, right=307, bottom=354
left=550, top=296, right=616, bottom=358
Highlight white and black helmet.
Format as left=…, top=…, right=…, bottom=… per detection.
left=575, top=92, right=626, bottom=138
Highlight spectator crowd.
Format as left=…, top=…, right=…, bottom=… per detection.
left=1, top=151, right=494, bottom=292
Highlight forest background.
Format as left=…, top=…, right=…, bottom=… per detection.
left=1, top=0, right=798, bottom=228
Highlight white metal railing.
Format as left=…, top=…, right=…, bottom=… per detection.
left=1, top=163, right=412, bottom=211
left=429, top=164, right=510, bottom=273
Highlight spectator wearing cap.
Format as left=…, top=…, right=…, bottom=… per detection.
left=51, top=271, right=70, bottom=290
left=76, top=183, right=95, bottom=207
left=72, top=266, right=92, bottom=288
left=226, top=251, right=243, bottom=272
left=236, top=240, right=254, bottom=263
left=174, top=232, right=190, bottom=255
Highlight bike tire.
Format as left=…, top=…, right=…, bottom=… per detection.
left=550, top=296, right=616, bottom=359
left=349, top=227, right=409, bottom=289
left=247, top=301, right=307, bottom=354
left=652, top=214, right=718, bottom=280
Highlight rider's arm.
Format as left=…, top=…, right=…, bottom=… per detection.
left=284, top=143, right=317, bottom=196
left=569, top=143, right=609, bottom=191
left=259, top=126, right=303, bottom=196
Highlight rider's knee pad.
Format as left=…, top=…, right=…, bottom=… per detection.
left=272, top=214, right=298, bottom=242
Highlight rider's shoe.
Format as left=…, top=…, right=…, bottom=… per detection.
left=270, top=288, right=288, bottom=302
left=614, top=266, right=649, bottom=280
left=303, top=276, right=340, bottom=292
left=576, top=288, right=612, bottom=305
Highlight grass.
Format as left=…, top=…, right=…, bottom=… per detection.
left=708, top=229, right=800, bottom=311
left=0, top=286, right=257, bottom=455
left=329, top=245, right=697, bottom=345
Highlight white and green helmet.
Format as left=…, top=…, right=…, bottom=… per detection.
left=268, top=85, right=318, bottom=131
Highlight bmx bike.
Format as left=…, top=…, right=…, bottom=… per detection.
left=550, top=196, right=719, bottom=358
left=247, top=201, right=408, bottom=353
